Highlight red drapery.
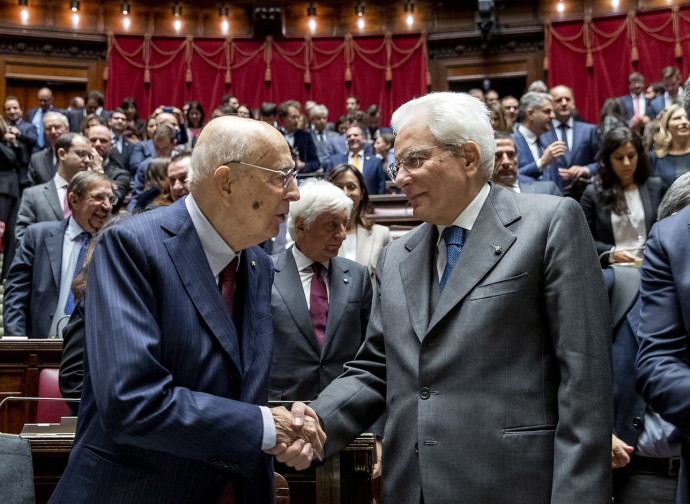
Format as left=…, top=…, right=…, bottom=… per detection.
left=105, top=32, right=429, bottom=126
left=546, top=5, right=690, bottom=123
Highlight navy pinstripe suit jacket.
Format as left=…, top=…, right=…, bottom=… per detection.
left=49, top=198, right=276, bottom=504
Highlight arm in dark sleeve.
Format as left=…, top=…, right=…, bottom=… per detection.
left=3, top=225, right=37, bottom=336
left=59, top=301, right=85, bottom=416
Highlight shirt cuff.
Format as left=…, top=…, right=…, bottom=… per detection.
left=260, top=406, right=276, bottom=450
left=536, top=159, right=543, bottom=170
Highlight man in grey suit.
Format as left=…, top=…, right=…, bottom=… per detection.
left=492, top=133, right=563, bottom=196
left=16, top=133, right=92, bottom=242
left=297, top=91, right=613, bottom=503
left=270, top=179, right=371, bottom=402
left=309, top=105, right=339, bottom=171
left=27, top=112, right=70, bottom=186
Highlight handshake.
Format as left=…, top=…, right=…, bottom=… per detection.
left=266, top=401, right=327, bottom=471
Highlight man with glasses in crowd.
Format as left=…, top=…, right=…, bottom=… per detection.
left=298, top=91, right=613, bottom=503
left=49, top=116, right=326, bottom=504
left=4, top=171, right=114, bottom=339
left=27, top=111, right=70, bottom=186
left=16, top=132, right=93, bottom=241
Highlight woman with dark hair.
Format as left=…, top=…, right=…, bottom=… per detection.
left=599, top=98, right=628, bottom=137
left=185, top=101, right=205, bottom=146
left=374, top=132, right=395, bottom=168
left=142, top=116, right=157, bottom=141
left=328, top=163, right=391, bottom=286
left=334, top=115, right=350, bottom=135
left=580, top=127, right=665, bottom=266
left=121, top=97, right=145, bottom=138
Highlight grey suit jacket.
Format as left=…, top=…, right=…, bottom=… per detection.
left=337, top=224, right=392, bottom=287
left=4, top=219, right=66, bottom=338
left=519, top=180, right=563, bottom=196
left=269, top=247, right=372, bottom=402
left=28, top=148, right=56, bottom=186
left=311, top=129, right=339, bottom=170
left=311, top=183, right=613, bottom=503
left=16, top=179, right=63, bottom=242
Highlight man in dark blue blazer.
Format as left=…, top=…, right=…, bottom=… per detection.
left=27, top=87, right=61, bottom=151
left=619, top=73, right=650, bottom=127
left=635, top=204, right=690, bottom=502
left=279, top=100, right=319, bottom=173
left=327, top=126, right=386, bottom=195
left=4, top=97, right=38, bottom=188
left=542, top=85, right=600, bottom=199
left=48, top=117, right=325, bottom=504
left=648, top=66, right=684, bottom=120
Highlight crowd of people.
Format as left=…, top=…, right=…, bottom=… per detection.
left=1, top=64, right=690, bottom=503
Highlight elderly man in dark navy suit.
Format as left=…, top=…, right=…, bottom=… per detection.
left=48, top=116, right=325, bottom=504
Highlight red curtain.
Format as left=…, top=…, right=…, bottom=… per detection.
left=104, top=33, right=428, bottom=127
left=546, top=6, right=690, bottom=123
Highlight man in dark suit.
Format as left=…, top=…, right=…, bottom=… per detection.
left=27, top=87, right=57, bottom=151
left=86, top=124, right=131, bottom=212
left=4, top=171, right=114, bottom=339
left=327, top=126, right=386, bottom=195
left=511, top=92, right=566, bottom=191
left=323, top=118, right=374, bottom=172
left=309, top=105, right=339, bottom=170
left=128, top=124, right=177, bottom=211
left=362, top=104, right=393, bottom=143
left=27, top=112, right=70, bottom=186
left=299, top=91, right=613, bottom=503
left=635, top=204, right=690, bottom=502
left=16, top=133, right=92, bottom=242
left=48, top=116, right=325, bottom=504
left=107, top=108, right=135, bottom=172
left=84, top=90, right=111, bottom=121
left=270, top=179, right=371, bottom=402
left=619, top=72, right=650, bottom=133
left=127, top=111, right=179, bottom=174
left=648, top=66, right=683, bottom=119
left=4, top=96, right=38, bottom=188
left=542, top=84, right=601, bottom=199
left=278, top=100, right=319, bottom=173
left=492, top=133, right=563, bottom=196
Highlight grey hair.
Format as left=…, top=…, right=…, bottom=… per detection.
left=187, top=119, right=249, bottom=186
left=390, top=91, right=496, bottom=180
left=629, top=72, right=644, bottom=83
left=518, top=92, right=553, bottom=117
left=309, top=104, right=329, bottom=119
left=684, top=76, right=690, bottom=119
left=67, top=170, right=113, bottom=200
left=528, top=80, right=548, bottom=93
left=287, top=179, right=353, bottom=241
left=657, top=171, right=690, bottom=220
left=44, top=111, right=69, bottom=128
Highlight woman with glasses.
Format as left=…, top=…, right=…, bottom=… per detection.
left=579, top=127, right=665, bottom=266
left=329, top=163, right=391, bottom=287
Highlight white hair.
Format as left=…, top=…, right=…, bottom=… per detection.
left=44, top=111, right=69, bottom=128
left=390, top=91, right=496, bottom=180
left=288, top=179, right=353, bottom=241
left=187, top=118, right=249, bottom=186
left=309, top=104, right=329, bottom=119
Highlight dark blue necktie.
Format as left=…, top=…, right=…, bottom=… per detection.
left=558, top=123, right=570, bottom=151
left=440, top=226, right=465, bottom=291
left=64, top=232, right=92, bottom=315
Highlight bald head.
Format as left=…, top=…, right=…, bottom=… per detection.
left=156, top=113, right=178, bottom=131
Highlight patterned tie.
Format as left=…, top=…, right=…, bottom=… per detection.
left=220, top=257, right=238, bottom=319
left=64, top=232, right=92, bottom=315
left=310, top=263, right=329, bottom=349
left=352, top=153, right=360, bottom=171
left=439, top=226, right=465, bottom=292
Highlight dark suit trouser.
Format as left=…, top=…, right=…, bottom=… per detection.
left=0, top=194, right=19, bottom=280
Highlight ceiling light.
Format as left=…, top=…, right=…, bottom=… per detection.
left=172, top=4, right=182, bottom=16
left=70, top=0, right=79, bottom=12
left=218, top=5, right=228, bottom=16
left=404, top=2, right=414, bottom=12
left=556, top=1, right=565, bottom=12
left=174, top=18, right=182, bottom=30
left=355, top=3, right=365, bottom=16
left=307, top=3, right=316, bottom=17
left=121, top=2, right=130, bottom=14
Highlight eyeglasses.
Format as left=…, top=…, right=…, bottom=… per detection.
left=89, top=192, right=117, bottom=205
left=72, top=149, right=94, bottom=161
left=387, top=144, right=456, bottom=182
left=227, top=160, right=297, bottom=189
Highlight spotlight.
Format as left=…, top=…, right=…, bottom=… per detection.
left=307, top=3, right=316, bottom=17
left=172, top=4, right=182, bottom=16
left=357, top=17, right=364, bottom=29
left=18, top=0, right=27, bottom=6
left=406, top=14, right=413, bottom=26
left=611, top=0, right=619, bottom=7
left=556, top=1, right=565, bottom=12
left=218, top=5, right=228, bottom=16
left=355, top=3, right=364, bottom=16
left=21, top=9, right=29, bottom=21
left=309, top=18, right=316, bottom=31
left=404, top=1, right=414, bottom=13
left=123, top=16, right=131, bottom=28
left=70, top=0, right=79, bottom=12
left=221, top=19, right=229, bottom=32
left=174, top=18, right=182, bottom=30
left=121, top=2, right=130, bottom=14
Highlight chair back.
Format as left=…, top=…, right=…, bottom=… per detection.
left=36, top=368, right=69, bottom=423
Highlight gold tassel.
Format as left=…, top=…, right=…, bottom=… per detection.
left=345, top=66, right=351, bottom=82
left=543, top=56, right=549, bottom=71
left=102, top=67, right=108, bottom=81
left=675, top=42, right=682, bottom=59
left=144, top=68, right=151, bottom=84
left=586, top=52, right=593, bottom=68
left=305, top=69, right=311, bottom=85
left=186, top=68, right=192, bottom=84
left=385, top=66, right=392, bottom=82
left=265, top=67, right=271, bottom=82
left=631, top=46, right=639, bottom=62
left=225, top=69, right=231, bottom=85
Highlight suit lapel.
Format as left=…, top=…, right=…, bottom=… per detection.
left=45, top=221, right=68, bottom=289
left=238, top=248, right=260, bottom=376
left=323, top=257, right=350, bottom=356
left=638, top=183, right=654, bottom=234
left=399, top=224, right=435, bottom=342
left=162, top=204, right=242, bottom=373
left=44, top=181, right=63, bottom=220
left=274, top=248, right=320, bottom=353
left=427, top=185, right=519, bottom=334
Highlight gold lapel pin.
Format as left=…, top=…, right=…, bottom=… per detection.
left=491, top=245, right=502, bottom=255
left=251, top=260, right=256, bottom=267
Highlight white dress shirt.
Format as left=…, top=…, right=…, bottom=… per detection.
left=54, top=172, right=69, bottom=213
left=292, top=245, right=330, bottom=309
left=518, top=125, right=543, bottom=170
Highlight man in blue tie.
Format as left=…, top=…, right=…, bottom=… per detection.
left=300, top=91, right=613, bottom=503
left=3, top=171, right=114, bottom=338
left=27, top=87, right=56, bottom=151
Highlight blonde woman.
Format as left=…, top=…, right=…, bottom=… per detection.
left=649, top=103, right=690, bottom=189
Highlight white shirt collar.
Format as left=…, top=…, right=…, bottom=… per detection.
left=292, top=244, right=329, bottom=273
left=436, top=182, right=491, bottom=243
left=54, top=172, right=68, bottom=188
left=552, top=117, right=574, bottom=129
left=185, top=194, right=237, bottom=278
left=518, top=124, right=539, bottom=144
left=65, top=216, right=86, bottom=241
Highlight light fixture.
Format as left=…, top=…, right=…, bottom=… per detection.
left=556, top=0, right=565, bottom=12
left=70, top=0, right=79, bottom=12
left=72, top=13, right=79, bottom=24
left=221, top=19, right=229, bottom=32
left=307, top=3, right=316, bottom=31
left=218, top=5, right=228, bottom=16
left=174, top=18, right=182, bottom=30
left=357, top=17, right=364, bottom=29
left=172, top=4, right=182, bottom=16
left=20, top=8, right=29, bottom=21
left=121, top=2, right=130, bottom=14
left=404, top=1, right=414, bottom=12
left=611, top=0, right=619, bottom=7
left=123, top=16, right=131, bottom=28
left=355, top=3, right=364, bottom=16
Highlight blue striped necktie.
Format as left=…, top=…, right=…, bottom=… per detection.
left=64, top=232, right=92, bottom=315
left=440, top=226, right=465, bottom=291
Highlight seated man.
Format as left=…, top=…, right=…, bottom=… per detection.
left=270, top=179, right=372, bottom=402
left=4, top=171, right=114, bottom=338
left=492, top=132, right=562, bottom=196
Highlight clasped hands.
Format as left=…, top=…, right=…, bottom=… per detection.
left=265, top=402, right=326, bottom=471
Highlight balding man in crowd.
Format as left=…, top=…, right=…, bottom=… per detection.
left=27, top=111, right=70, bottom=185
left=86, top=124, right=131, bottom=211
left=310, top=105, right=339, bottom=170
left=48, top=116, right=325, bottom=504
left=302, top=91, right=612, bottom=503
left=16, top=133, right=92, bottom=241
left=128, top=124, right=177, bottom=211
left=128, top=111, right=180, bottom=170
left=27, top=87, right=56, bottom=150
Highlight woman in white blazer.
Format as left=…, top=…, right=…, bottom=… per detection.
left=330, top=163, right=392, bottom=287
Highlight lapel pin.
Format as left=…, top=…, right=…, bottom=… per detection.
left=251, top=261, right=256, bottom=267
left=343, top=278, right=349, bottom=284
left=491, top=245, right=502, bottom=255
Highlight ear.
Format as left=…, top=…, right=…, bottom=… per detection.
left=57, top=147, right=67, bottom=161
left=461, top=142, right=481, bottom=177
left=213, top=164, right=233, bottom=202
left=67, top=191, right=79, bottom=210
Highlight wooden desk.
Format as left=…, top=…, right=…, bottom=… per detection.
left=0, top=339, right=64, bottom=434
